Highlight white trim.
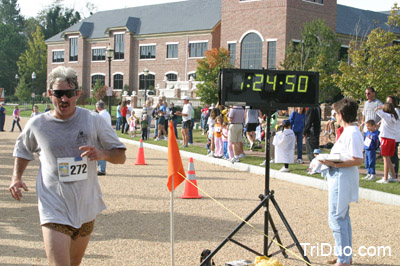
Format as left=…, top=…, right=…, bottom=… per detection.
left=188, top=56, right=205, bottom=59
left=91, top=73, right=106, bottom=77
left=113, top=59, right=125, bottom=62
left=91, top=46, right=106, bottom=50
left=302, top=0, right=324, bottom=6
left=52, top=49, right=65, bottom=52
left=239, top=0, right=261, bottom=2
left=139, top=43, right=157, bottom=47
left=51, top=62, right=64, bottom=65
left=139, top=59, right=156, bottom=61
left=91, top=60, right=106, bottom=63
left=227, top=41, right=237, bottom=44
left=266, top=38, right=278, bottom=42
left=68, top=36, right=78, bottom=39
left=166, top=42, right=179, bottom=45
left=69, top=61, right=78, bottom=64
left=166, top=58, right=178, bottom=60
left=239, top=30, right=264, bottom=43
left=113, top=72, right=124, bottom=76
left=189, top=40, right=209, bottom=44
left=187, top=71, right=196, bottom=76
left=292, top=39, right=301, bottom=43
left=113, top=31, right=125, bottom=35
left=139, top=71, right=156, bottom=76
left=165, top=71, right=178, bottom=76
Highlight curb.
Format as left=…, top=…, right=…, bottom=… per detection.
left=120, top=138, right=400, bottom=207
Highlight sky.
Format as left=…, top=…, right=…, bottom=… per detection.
left=16, top=0, right=400, bottom=18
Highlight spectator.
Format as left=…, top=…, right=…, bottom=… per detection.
left=213, top=116, right=224, bottom=158
left=120, top=101, right=128, bottom=134
left=116, top=101, right=122, bottom=131
left=304, top=106, right=321, bottom=161
left=201, top=104, right=209, bottom=135
left=174, top=96, right=192, bottom=147
left=273, top=120, right=296, bottom=172
left=228, top=105, right=245, bottom=163
left=386, top=95, right=400, bottom=180
left=44, top=104, right=52, bottom=112
left=362, top=120, right=380, bottom=181
left=0, top=102, right=6, bottom=132
left=30, top=105, right=41, bottom=118
left=245, top=106, right=261, bottom=150
left=188, top=102, right=195, bottom=145
left=375, top=103, right=399, bottom=183
left=10, top=105, right=22, bottom=132
left=360, top=87, right=383, bottom=134
left=169, top=102, right=179, bottom=139
left=319, top=98, right=363, bottom=266
left=289, top=107, right=306, bottom=164
left=307, top=149, right=322, bottom=174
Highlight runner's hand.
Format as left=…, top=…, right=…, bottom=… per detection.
left=9, top=179, right=29, bottom=201
left=79, top=146, right=103, bottom=161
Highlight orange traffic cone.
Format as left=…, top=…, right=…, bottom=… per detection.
left=181, top=157, right=202, bottom=199
left=135, top=139, right=147, bottom=165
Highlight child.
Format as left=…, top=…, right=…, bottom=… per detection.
left=207, top=108, right=217, bottom=157
left=273, top=120, right=296, bottom=172
left=128, top=110, right=138, bottom=138
left=222, top=121, right=229, bottom=159
left=141, top=114, right=149, bottom=140
left=322, top=108, right=336, bottom=136
left=363, top=120, right=380, bottom=181
left=375, top=103, right=399, bottom=183
left=307, top=149, right=322, bottom=174
left=213, top=116, right=224, bottom=158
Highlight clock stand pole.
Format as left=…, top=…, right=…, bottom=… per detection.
left=199, top=110, right=311, bottom=266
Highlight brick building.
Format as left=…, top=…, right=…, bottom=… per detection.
left=45, top=0, right=396, bottom=97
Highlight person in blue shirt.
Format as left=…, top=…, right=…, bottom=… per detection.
left=289, top=107, right=306, bottom=164
left=363, top=120, right=380, bottom=181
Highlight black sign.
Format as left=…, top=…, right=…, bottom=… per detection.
left=218, top=69, right=319, bottom=109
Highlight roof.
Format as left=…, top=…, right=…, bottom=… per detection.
left=336, top=4, right=400, bottom=36
left=46, top=0, right=221, bottom=42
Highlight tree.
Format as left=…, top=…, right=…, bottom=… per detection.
left=282, top=19, right=341, bottom=103
left=196, top=47, right=233, bottom=105
left=333, top=4, right=400, bottom=102
left=0, top=0, right=24, bottom=31
left=16, top=26, right=47, bottom=100
left=37, top=2, right=81, bottom=39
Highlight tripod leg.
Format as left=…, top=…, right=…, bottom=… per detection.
left=270, top=195, right=311, bottom=265
left=268, top=215, right=288, bottom=258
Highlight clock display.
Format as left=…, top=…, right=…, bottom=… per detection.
left=218, top=69, right=319, bottom=109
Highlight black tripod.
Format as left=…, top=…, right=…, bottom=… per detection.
left=199, top=110, right=311, bottom=266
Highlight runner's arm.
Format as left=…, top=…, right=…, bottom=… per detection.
left=9, top=157, right=30, bottom=201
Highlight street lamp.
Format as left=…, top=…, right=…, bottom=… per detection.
left=15, top=74, right=19, bottom=94
left=106, top=44, right=114, bottom=115
left=143, top=68, right=149, bottom=103
left=31, top=72, right=36, bottom=109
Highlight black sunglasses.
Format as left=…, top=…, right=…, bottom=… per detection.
left=51, top=89, right=77, bottom=98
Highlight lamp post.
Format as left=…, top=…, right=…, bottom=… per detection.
left=31, top=72, right=36, bottom=109
left=143, top=68, right=149, bottom=103
left=15, top=74, right=19, bottom=95
left=106, top=44, right=114, bottom=115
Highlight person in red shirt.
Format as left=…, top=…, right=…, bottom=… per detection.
left=201, top=104, right=209, bottom=135
left=120, top=100, right=128, bottom=134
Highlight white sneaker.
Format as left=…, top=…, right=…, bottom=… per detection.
left=238, top=153, right=246, bottom=159
left=260, top=160, right=266, bottom=166
left=388, top=177, right=399, bottom=183
left=297, top=158, right=304, bottom=164
left=155, top=137, right=160, bottom=141
left=207, top=151, right=214, bottom=157
left=362, top=174, right=371, bottom=180
left=230, top=157, right=240, bottom=163
left=279, top=167, right=290, bottom=172
left=376, top=178, right=389, bottom=184
left=367, top=174, right=376, bottom=181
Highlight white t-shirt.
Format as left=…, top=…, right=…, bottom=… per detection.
left=14, top=107, right=126, bottom=228
left=376, top=109, right=398, bottom=140
left=362, top=99, right=383, bottom=131
left=182, top=103, right=192, bottom=122
left=331, top=125, right=363, bottom=161
left=273, top=128, right=296, bottom=164
left=99, top=109, right=112, bottom=126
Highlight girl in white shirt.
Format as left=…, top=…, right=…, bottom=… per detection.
left=375, top=103, right=399, bottom=183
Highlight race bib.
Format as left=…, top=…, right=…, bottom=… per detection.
left=57, top=156, right=88, bottom=182
left=364, top=137, right=372, bottom=148
left=215, top=127, right=221, bottom=133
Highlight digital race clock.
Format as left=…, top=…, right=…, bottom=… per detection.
left=218, top=68, right=319, bottom=109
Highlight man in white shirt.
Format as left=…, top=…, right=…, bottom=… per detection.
left=361, top=87, right=383, bottom=133
left=175, top=96, right=192, bottom=147
left=96, top=100, right=112, bottom=175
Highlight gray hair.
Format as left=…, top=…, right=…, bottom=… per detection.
left=96, top=100, right=105, bottom=109
left=48, top=66, right=79, bottom=90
